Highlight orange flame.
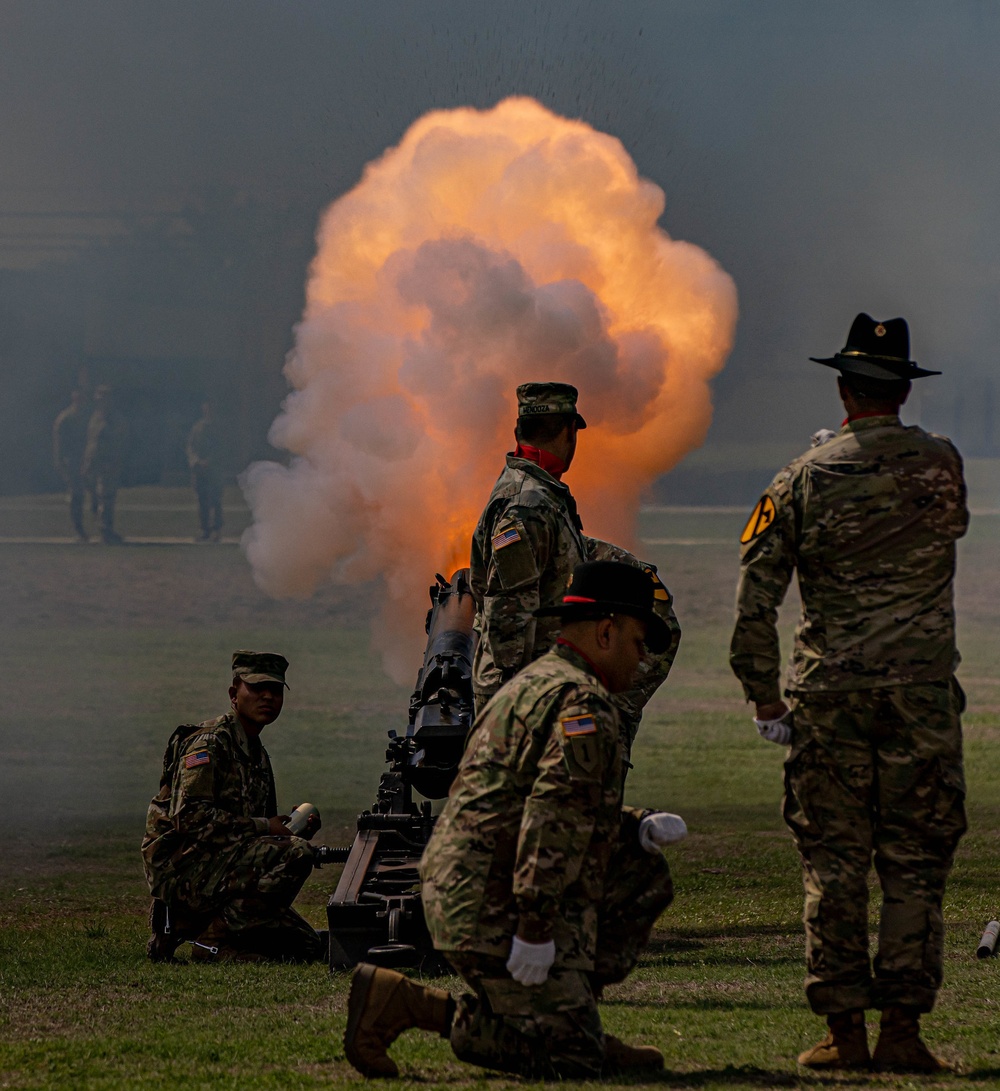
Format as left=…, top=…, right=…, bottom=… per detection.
left=242, top=97, right=737, bottom=682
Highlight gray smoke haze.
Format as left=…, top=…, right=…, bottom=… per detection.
left=2, top=0, right=999, bottom=458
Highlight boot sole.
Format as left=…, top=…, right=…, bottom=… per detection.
left=344, top=963, right=394, bottom=1077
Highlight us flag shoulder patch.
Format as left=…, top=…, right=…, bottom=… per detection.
left=492, top=526, right=522, bottom=550
left=561, top=715, right=597, bottom=737
left=184, top=750, right=211, bottom=769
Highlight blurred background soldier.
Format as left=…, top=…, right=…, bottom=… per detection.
left=344, top=562, right=686, bottom=1080
left=471, top=382, right=680, bottom=747
left=52, top=389, right=90, bottom=541
left=186, top=400, right=224, bottom=542
left=730, top=314, right=968, bottom=1074
left=82, top=384, right=127, bottom=545
left=142, top=650, right=324, bottom=963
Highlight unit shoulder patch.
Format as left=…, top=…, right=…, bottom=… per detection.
left=740, top=494, right=777, bottom=545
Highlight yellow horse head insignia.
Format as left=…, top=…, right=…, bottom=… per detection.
left=740, top=495, right=777, bottom=545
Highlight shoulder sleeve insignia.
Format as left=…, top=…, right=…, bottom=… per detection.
left=492, top=525, right=522, bottom=550
left=740, top=494, right=777, bottom=545
left=561, top=715, right=597, bottom=737
left=183, top=750, right=211, bottom=769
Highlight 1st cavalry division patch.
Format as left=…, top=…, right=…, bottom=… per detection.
left=740, top=495, right=776, bottom=545
left=562, top=715, right=597, bottom=737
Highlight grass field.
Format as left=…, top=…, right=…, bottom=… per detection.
left=2, top=488, right=999, bottom=1089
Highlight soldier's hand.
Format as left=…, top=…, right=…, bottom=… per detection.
left=639, top=812, right=688, bottom=853
left=506, top=936, right=556, bottom=986
left=268, top=815, right=293, bottom=836
left=754, top=710, right=792, bottom=745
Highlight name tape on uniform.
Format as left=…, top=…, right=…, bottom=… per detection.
left=562, top=715, right=597, bottom=737
left=740, top=495, right=776, bottom=545
left=492, top=526, right=522, bottom=550
left=184, top=750, right=211, bottom=769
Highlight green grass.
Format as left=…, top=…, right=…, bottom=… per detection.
left=1, top=494, right=999, bottom=1087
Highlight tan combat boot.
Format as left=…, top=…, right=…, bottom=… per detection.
left=797, top=1009, right=870, bottom=1069
left=872, top=1006, right=949, bottom=1073
left=343, top=962, right=453, bottom=1078
left=602, top=1034, right=664, bottom=1074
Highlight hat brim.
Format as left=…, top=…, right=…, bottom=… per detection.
left=574, top=413, right=587, bottom=429
left=238, top=673, right=289, bottom=688
left=533, top=600, right=670, bottom=654
left=810, top=355, right=940, bottom=380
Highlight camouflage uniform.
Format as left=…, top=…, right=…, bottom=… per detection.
left=420, top=643, right=674, bottom=1078
left=52, top=399, right=89, bottom=538
left=470, top=454, right=589, bottom=706
left=186, top=411, right=223, bottom=539
left=587, top=538, right=682, bottom=751
left=730, top=414, right=968, bottom=1015
left=82, top=393, right=127, bottom=542
left=141, top=712, right=321, bottom=960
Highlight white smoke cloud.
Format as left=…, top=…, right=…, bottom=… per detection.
left=241, top=97, right=737, bottom=681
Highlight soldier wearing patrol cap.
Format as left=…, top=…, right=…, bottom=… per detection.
left=730, top=314, right=968, bottom=1073
left=470, top=381, right=681, bottom=747
left=344, top=561, right=686, bottom=1080
left=141, top=650, right=325, bottom=963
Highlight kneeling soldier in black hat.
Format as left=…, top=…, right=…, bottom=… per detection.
left=730, top=314, right=968, bottom=1072
left=344, top=561, right=686, bottom=1079
left=142, top=650, right=325, bottom=962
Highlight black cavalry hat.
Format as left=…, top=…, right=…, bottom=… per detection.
left=533, top=560, right=670, bottom=653
left=810, top=313, right=940, bottom=380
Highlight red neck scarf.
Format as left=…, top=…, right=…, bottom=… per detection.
left=514, top=442, right=567, bottom=480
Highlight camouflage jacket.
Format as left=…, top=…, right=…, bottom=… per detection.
left=470, top=455, right=589, bottom=701
left=141, top=712, right=277, bottom=899
left=420, top=643, right=642, bottom=970
left=186, top=417, right=220, bottom=471
left=730, top=416, right=968, bottom=704
left=586, top=538, right=683, bottom=750
left=83, top=408, right=126, bottom=476
left=52, top=405, right=88, bottom=473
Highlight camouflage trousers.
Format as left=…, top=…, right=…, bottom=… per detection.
left=783, top=680, right=966, bottom=1015
left=193, top=466, right=223, bottom=537
left=445, top=821, right=674, bottom=1078
left=93, top=471, right=119, bottom=538
left=167, top=835, right=321, bottom=960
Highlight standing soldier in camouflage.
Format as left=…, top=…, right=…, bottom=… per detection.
left=186, top=400, right=224, bottom=542
left=471, top=381, right=681, bottom=747
left=344, top=561, right=687, bottom=1080
left=142, top=651, right=325, bottom=963
left=82, top=384, right=127, bottom=544
left=730, top=314, right=968, bottom=1073
left=52, top=389, right=90, bottom=541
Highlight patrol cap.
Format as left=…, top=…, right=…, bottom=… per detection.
left=232, top=649, right=289, bottom=688
left=810, top=313, right=940, bottom=380
left=533, top=560, right=670, bottom=653
left=516, top=382, right=587, bottom=428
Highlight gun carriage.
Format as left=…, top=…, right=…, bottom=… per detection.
left=316, top=569, right=476, bottom=971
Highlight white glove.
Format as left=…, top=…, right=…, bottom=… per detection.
left=811, top=428, right=837, bottom=448
left=506, top=936, right=556, bottom=986
left=754, top=713, right=792, bottom=745
left=639, top=812, right=688, bottom=853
